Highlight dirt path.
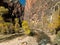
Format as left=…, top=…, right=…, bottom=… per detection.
left=0, top=36, right=38, bottom=45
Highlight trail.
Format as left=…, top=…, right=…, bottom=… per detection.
left=0, top=36, right=38, bottom=45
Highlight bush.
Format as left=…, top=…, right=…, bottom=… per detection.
left=22, top=20, right=31, bottom=35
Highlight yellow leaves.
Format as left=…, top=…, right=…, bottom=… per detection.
left=14, top=18, right=20, bottom=32
left=0, top=6, right=7, bottom=11
left=22, top=21, right=29, bottom=28
left=15, top=18, right=19, bottom=22
left=0, top=21, right=13, bottom=34
left=0, top=23, right=3, bottom=32
left=47, top=2, right=60, bottom=32
left=0, top=17, right=31, bottom=34
left=0, top=6, right=8, bottom=14
left=0, top=23, right=7, bottom=33
left=48, top=8, right=60, bottom=30
left=22, top=20, right=31, bottom=35
left=0, top=16, right=3, bottom=20
left=24, top=29, right=31, bottom=35
left=14, top=23, right=20, bottom=32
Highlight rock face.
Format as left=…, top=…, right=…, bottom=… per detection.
left=24, top=1, right=60, bottom=45
left=24, top=0, right=60, bottom=32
